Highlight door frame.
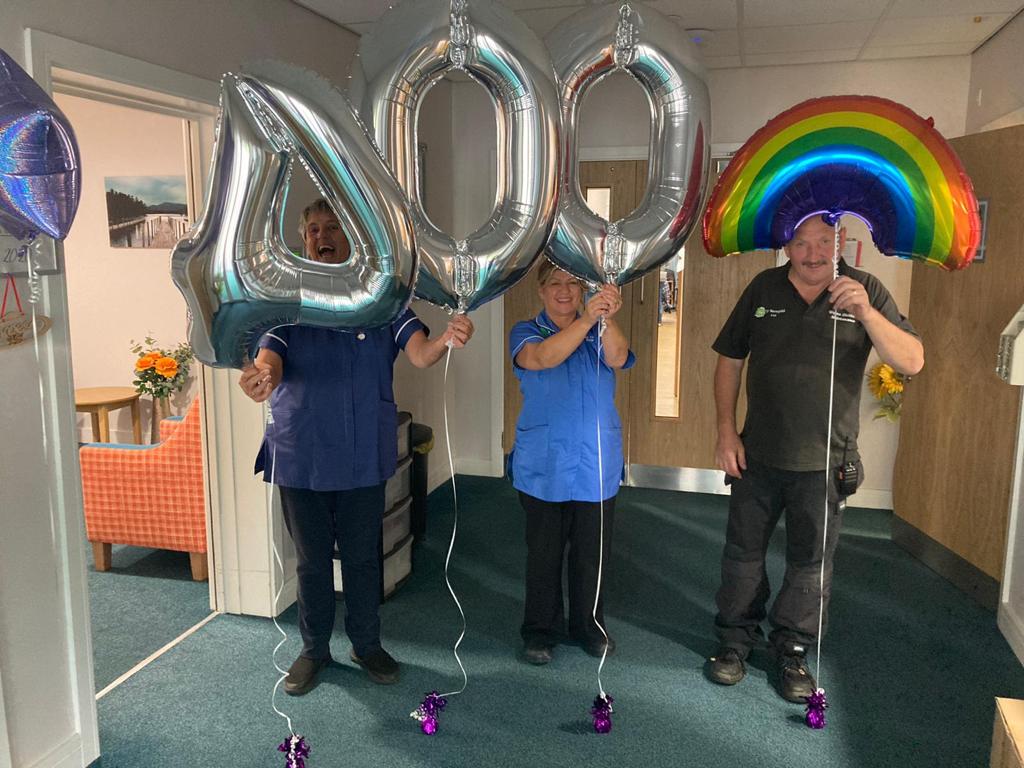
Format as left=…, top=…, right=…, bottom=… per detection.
left=28, top=30, right=296, bottom=623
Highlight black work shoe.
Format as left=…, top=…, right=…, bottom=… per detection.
left=284, top=655, right=331, bottom=696
left=706, top=647, right=746, bottom=685
left=582, top=636, right=616, bottom=658
left=775, top=650, right=817, bottom=703
left=350, top=647, right=400, bottom=685
left=523, top=641, right=554, bottom=665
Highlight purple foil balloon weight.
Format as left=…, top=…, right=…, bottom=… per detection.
left=591, top=693, right=614, bottom=734
left=410, top=691, right=447, bottom=735
left=805, top=688, right=828, bottom=730
left=0, top=49, right=81, bottom=240
left=277, top=734, right=310, bottom=768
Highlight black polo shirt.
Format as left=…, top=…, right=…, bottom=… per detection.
left=713, top=259, right=917, bottom=471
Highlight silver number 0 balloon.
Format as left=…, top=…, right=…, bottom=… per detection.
left=172, top=62, right=417, bottom=368
left=348, top=0, right=560, bottom=312
left=545, top=2, right=711, bottom=287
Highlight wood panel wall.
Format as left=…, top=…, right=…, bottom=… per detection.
left=893, top=125, right=1024, bottom=580
left=627, top=220, right=774, bottom=468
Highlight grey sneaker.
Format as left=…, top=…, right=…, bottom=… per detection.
left=775, top=649, right=816, bottom=703
left=707, top=647, right=746, bottom=685
left=350, top=647, right=400, bottom=685
left=284, top=654, right=331, bottom=696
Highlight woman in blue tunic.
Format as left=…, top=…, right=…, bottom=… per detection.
left=238, top=199, right=473, bottom=694
left=509, top=261, right=634, bottom=665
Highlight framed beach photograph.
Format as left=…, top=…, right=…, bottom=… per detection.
left=105, top=176, right=189, bottom=249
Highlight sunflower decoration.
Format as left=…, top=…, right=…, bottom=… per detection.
left=867, top=362, right=907, bottom=422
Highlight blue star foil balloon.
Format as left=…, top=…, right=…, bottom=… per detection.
left=0, top=48, right=81, bottom=240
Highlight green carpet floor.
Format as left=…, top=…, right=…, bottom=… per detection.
left=93, top=477, right=1024, bottom=767
left=88, top=542, right=212, bottom=690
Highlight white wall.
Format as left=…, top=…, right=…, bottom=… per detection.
left=967, top=11, right=1024, bottom=133
left=1, top=0, right=359, bottom=87
left=393, top=77, right=506, bottom=490
left=56, top=93, right=198, bottom=442
left=0, top=3, right=361, bottom=766
left=710, top=56, right=971, bottom=143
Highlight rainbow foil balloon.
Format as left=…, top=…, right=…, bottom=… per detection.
left=703, top=95, right=980, bottom=270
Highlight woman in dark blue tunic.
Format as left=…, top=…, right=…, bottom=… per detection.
left=239, top=199, right=473, bottom=694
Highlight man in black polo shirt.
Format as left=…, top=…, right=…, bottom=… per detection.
left=706, top=214, right=924, bottom=703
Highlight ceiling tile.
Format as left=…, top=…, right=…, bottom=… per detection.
left=887, top=0, right=1024, bottom=18
left=870, top=13, right=1011, bottom=45
left=518, top=6, right=583, bottom=37
left=293, top=0, right=388, bottom=24
left=743, top=0, right=891, bottom=27
left=743, top=48, right=861, bottom=67
left=344, top=21, right=377, bottom=35
left=742, top=20, right=875, bottom=54
left=702, top=55, right=743, bottom=69
left=684, top=27, right=741, bottom=56
left=646, top=0, right=739, bottom=29
left=499, top=0, right=584, bottom=9
left=859, top=41, right=978, bottom=59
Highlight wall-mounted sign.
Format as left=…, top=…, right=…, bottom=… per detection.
left=0, top=225, right=59, bottom=276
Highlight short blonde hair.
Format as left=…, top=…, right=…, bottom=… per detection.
left=537, top=260, right=582, bottom=287
left=537, top=259, right=559, bottom=285
left=298, top=198, right=335, bottom=238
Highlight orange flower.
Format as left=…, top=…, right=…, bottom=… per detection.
left=154, top=356, right=179, bottom=378
left=135, top=352, right=160, bottom=372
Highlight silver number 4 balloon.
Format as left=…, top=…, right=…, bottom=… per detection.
left=171, top=62, right=418, bottom=368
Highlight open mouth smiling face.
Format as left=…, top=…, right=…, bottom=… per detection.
left=303, top=208, right=350, bottom=264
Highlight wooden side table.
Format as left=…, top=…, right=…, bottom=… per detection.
left=74, top=387, right=142, bottom=444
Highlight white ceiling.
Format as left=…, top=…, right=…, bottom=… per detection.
left=294, top=0, right=1023, bottom=69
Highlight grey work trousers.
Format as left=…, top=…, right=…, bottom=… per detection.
left=714, top=458, right=857, bottom=657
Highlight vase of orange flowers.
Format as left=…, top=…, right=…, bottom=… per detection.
left=867, top=362, right=907, bottom=422
left=130, top=337, right=194, bottom=442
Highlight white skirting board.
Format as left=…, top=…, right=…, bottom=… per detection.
left=439, top=463, right=897, bottom=510
left=1000, top=602, right=1024, bottom=667
left=22, top=732, right=83, bottom=768
left=626, top=465, right=894, bottom=510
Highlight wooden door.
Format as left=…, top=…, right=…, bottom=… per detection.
left=893, top=125, right=1024, bottom=581
left=502, top=161, right=641, bottom=454
left=625, top=169, right=775, bottom=469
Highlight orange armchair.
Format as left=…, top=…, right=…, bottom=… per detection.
left=80, top=397, right=208, bottom=580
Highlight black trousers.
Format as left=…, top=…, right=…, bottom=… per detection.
left=278, top=483, right=385, bottom=660
left=714, top=459, right=852, bottom=657
left=519, top=491, right=616, bottom=646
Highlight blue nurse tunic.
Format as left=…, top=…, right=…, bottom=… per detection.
left=254, top=308, right=426, bottom=491
left=509, top=310, right=635, bottom=503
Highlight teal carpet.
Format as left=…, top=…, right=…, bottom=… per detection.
left=93, top=477, right=1024, bottom=767
left=88, top=543, right=211, bottom=690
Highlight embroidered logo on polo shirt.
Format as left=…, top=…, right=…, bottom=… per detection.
left=754, top=306, right=785, bottom=318
left=828, top=310, right=857, bottom=323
